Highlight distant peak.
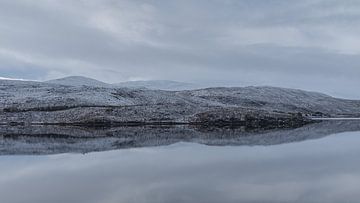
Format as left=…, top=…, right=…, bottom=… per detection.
left=45, top=76, right=110, bottom=87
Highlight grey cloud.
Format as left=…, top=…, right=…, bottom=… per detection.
left=0, top=0, right=359, bottom=98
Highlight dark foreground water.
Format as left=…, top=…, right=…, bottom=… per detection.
left=1, top=121, right=360, bottom=203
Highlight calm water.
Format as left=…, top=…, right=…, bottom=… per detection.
left=1, top=123, right=360, bottom=203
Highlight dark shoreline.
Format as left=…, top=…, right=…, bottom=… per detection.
left=0, top=117, right=315, bottom=129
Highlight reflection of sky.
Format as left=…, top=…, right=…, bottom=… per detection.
left=1, top=131, right=360, bottom=203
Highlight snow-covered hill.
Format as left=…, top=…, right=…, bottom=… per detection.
left=0, top=77, right=359, bottom=127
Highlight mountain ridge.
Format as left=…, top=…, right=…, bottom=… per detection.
left=2, top=75, right=359, bottom=100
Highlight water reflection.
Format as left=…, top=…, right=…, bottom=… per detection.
left=1, top=120, right=360, bottom=155
left=1, top=121, right=360, bottom=203
left=0, top=130, right=360, bottom=203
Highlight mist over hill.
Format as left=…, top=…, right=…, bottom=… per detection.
left=45, top=76, right=202, bottom=90
left=46, top=76, right=111, bottom=88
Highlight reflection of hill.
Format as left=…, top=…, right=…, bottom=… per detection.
left=1, top=120, right=360, bottom=155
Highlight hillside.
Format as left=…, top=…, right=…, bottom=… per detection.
left=1, top=77, right=359, bottom=127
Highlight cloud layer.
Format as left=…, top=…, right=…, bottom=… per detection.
left=0, top=0, right=359, bottom=98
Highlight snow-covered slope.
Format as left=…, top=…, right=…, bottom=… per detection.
left=178, top=86, right=360, bottom=116
left=0, top=78, right=359, bottom=126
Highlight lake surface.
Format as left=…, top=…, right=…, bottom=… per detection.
left=1, top=121, right=360, bottom=203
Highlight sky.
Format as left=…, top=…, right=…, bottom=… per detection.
left=0, top=0, right=359, bottom=99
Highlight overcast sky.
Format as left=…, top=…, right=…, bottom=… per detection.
left=0, top=0, right=359, bottom=98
